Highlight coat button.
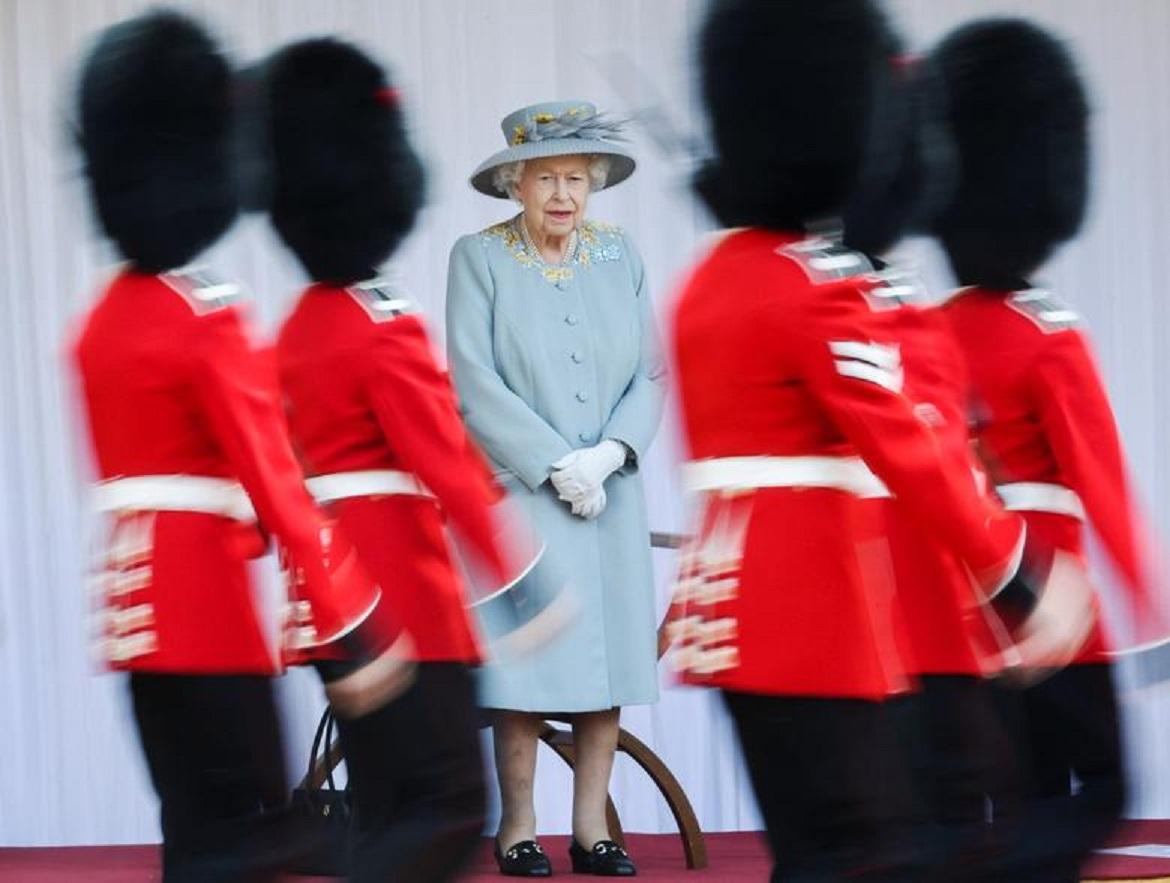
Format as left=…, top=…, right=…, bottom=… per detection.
left=564, top=314, right=578, bottom=326
left=556, top=279, right=569, bottom=291
left=570, top=351, right=583, bottom=364
left=575, top=391, right=589, bottom=402
left=578, top=431, right=591, bottom=442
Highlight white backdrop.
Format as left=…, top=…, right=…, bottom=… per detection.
left=1, top=0, right=1169, bottom=848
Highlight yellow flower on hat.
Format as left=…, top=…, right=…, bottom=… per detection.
left=533, top=112, right=556, bottom=124
left=511, top=125, right=527, bottom=146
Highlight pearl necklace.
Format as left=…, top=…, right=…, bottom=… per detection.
left=519, top=215, right=579, bottom=267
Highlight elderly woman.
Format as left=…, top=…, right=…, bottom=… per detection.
left=446, top=102, right=666, bottom=877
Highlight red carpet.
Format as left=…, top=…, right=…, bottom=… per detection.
left=1083, top=820, right=1170, bottom=881
left=0, top=834, right=764, bottom=882
left=3, top=826, right=1170, bottom=881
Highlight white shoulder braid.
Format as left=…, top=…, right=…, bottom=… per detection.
left=861, top=266, right=928, bottom=312
left=1006, top=289, right=1081, bottom=333
left=346, top=279, right=418, bottom=324
left=161, top=266, right=245, bottom=316
left=776, top=238, right=874, bottom=286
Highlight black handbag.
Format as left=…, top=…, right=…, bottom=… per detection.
left=288, top=706, right=352, bottom=877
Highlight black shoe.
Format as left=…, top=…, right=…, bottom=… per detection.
left=569, top=839, right=637, bottom=876
left=495, top=839, right=552, bottom=877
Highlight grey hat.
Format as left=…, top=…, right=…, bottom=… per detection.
left=470, top=100, right=636, bottom=198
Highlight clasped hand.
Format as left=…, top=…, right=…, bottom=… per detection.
left=550, top=439, right=627, bottom=520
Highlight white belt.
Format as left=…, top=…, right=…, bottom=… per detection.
left=996, top=482, right=1085, bottom=520
left=92, top=475, right=255, bottom=521
left=305, top=469, right=433, bottom=503
left=681, top=456, right=891, bottom=499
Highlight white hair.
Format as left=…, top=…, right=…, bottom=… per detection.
left=492, top=155, right=612, bottom=201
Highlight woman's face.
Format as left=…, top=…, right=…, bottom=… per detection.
left=516, top=155, right=591, bottom=238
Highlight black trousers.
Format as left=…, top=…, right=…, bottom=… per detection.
left=889, top=675, right=1018, bottom=882
left=129, top=673, right=292, bottom=883
left=722, top=690, right=921, bottom=882
left=327, top=661, right=487, bottom=883
left=989, top=662, right=1126, bottom=883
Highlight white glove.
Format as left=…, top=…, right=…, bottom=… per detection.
left=551, top=439, right=628, bottom=503
left=570, top=485, right=607, bottom=520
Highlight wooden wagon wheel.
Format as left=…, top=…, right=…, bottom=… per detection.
left=297, top=531, right=706, bottom=868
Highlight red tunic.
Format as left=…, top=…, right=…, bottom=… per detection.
left=942, top=286, right=1161, bottom=662
left=880, top=292, right=1001, bottom=675
left=72, top=269, right=389, bottom=673
left=666, top=230, right=1024, bottom=699
left=276, top=283, right=515, bottom=663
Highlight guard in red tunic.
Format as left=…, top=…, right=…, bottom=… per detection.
left=931, top=19, right=1165, bottom=880
left=70, top=12, right=407, bottom=882
left=259, top=39, right=535, bottom=882
left=841, top=57, right=1020, bottom=878
left=666, top=3, right=1095, bottom=879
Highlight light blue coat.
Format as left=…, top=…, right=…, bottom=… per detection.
left=445, top=214, right=666, bottom=712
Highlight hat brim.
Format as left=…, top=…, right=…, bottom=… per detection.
left=470, top=139, right=636, bottom=198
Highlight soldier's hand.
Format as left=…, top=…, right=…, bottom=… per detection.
left=1008, top=550, right=1096, bottom=683
left=324, top=633, right=416, bottom=718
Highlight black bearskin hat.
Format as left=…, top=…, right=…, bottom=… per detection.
left=843, top=55, right=957, bottom=258
left=694, top=0, right=904, bottom=232
left=262, top=38, right=425, bottom=285
left=931, top=19, right=1090, bottom=289
left=77, top=9, right=236, bottom=273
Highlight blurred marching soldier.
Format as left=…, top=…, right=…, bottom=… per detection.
left=840, top=54, right=1021, bottom=881
left=257, top=38, right=541, bottom=882
left=932, top=19, right=1167, bottom=881
left=70, top=12, right=408, bottom=881
left=665, top=2, right=1096, bottom=879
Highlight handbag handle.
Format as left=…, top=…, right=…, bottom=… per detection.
left=322, top=710, right=341, bottom=793
left=305, top=705, right=343, bottom=792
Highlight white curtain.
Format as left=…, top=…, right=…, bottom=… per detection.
left=1, top=0, right=1168, bottom=848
